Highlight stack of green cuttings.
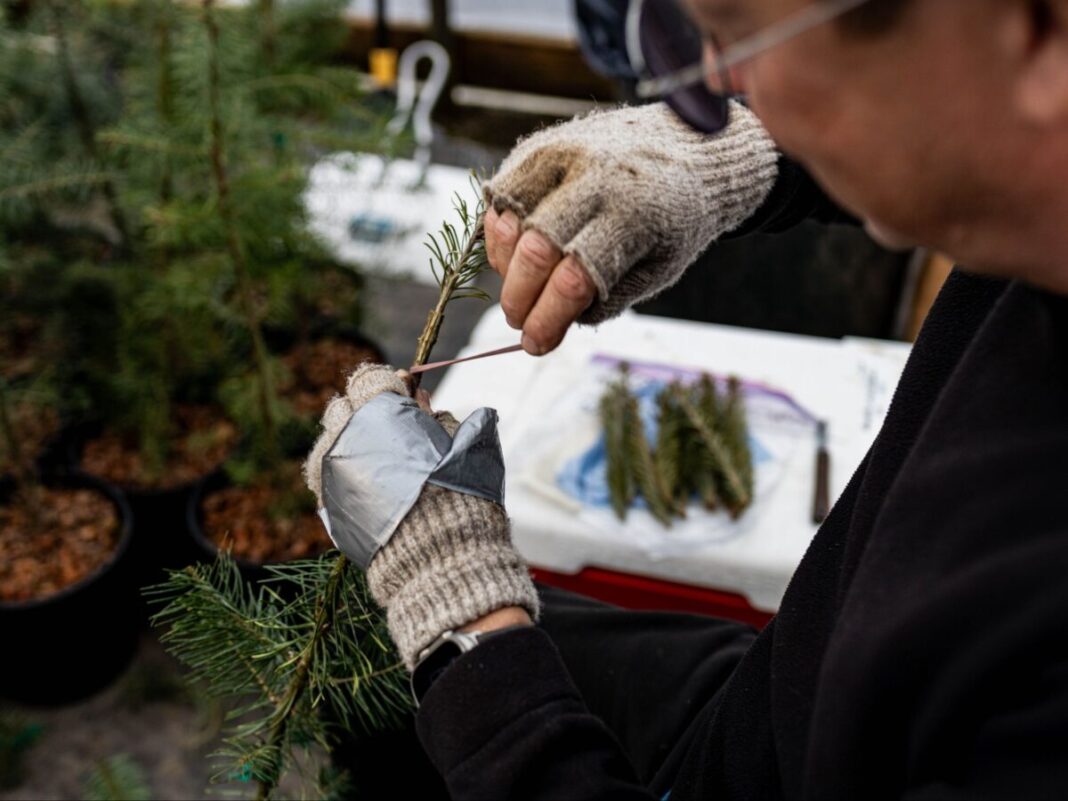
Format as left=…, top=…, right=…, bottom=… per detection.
left=600, top=366, right=754, bottom=527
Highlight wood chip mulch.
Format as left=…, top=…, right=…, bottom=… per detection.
left=0, top=487, right=120, bottom=603
left=201, top=462, right=331, bottom=565
left=280, top=338, right=381, bottom=418
left=0, top=314, right=46, bottom=381
left=200, top=338, right=379, bottom=565
left=80, top=405, right=238, bottom=491
left=0, top=404, right=58, bottom=477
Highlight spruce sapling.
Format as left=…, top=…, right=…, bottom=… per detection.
left=151, top=188, right=494, bottom=801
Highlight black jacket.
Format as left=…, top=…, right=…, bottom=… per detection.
left=416, top=177, right=1068, bottom=799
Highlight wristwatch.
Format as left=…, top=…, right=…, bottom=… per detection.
left=410, top=625, right=529, bottom=706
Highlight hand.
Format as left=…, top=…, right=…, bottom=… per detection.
left=303, top=364, right=539, bottom=669
left=460, top=606, right=533, bottom=634
left=485, top=205, right=597, bottom=356
left=484, top=101, right=779, bottom=354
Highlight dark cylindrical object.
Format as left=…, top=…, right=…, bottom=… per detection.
left=187, top=470, right=275, bottom=586
left=374, top=0, right=389, bottom=49
left=812, top=422, right=831, bottom=525
left=64, top=425, right=209, bottom=621
left=0, top=472, right=138, bottom=706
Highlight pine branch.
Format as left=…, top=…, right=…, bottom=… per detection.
left=0, top=119, right=46, bottom=167
left=258, top=0, right=276, bottom=70
left=654, top=383, right=689, bottom=516
left=674, top=384, right=750, bottom=515
left=151, top=187, right=492, bottom=800
left=84, top=755, right=151, bottom=801
left=622, top=389, right=675, bottom=527
left=601, top=369, right=637, bottom=521
left=251, top=191, right=489, bottom=798
left=601, top=367, right=674, bottom=526
left=691, top=376, right=722, bottom=510
left=47, top=0, right=129, bottom=246
left=149, top=554, right=404, bottom=799
left=251, top=559, right=342, bottom=800
left=0, top=170, right=118, bottom=205
left=721, top=377, right=754, bottom=514
left=412, top=183, right=491, bottom=389
left=155, top=0, right=176, bottom=205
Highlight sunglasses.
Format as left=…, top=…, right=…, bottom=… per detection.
left=625, top=0, right=874, bottom=133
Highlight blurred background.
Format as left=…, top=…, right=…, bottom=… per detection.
left=0, top=1, right=945, bottom=798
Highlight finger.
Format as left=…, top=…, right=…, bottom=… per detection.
left=414, top=388, right=434, bottom=413
left=521, top=255, right=596, bottom=356
left=486, top=208, right=521, bottom=278
left=500, top=228, right=563, bottom=330
left=484, top=206, right=503, bottom=276
left=395, top=369, right=415, bottom=396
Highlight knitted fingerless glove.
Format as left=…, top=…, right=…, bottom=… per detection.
left=485, top=101, right=779, bottom=323
left=304, top=365, right=539, bottom=670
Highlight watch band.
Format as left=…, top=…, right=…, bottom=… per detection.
left=410, top=624, right=530, bottom=706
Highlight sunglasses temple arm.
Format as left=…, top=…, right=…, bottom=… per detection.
left=635, top=0, right=873, bottom=99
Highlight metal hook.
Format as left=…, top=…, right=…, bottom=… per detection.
left=380, top=40, right=451, bottom=190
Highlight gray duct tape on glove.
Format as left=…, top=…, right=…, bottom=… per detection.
left=318, top=392, right=506, bottom=569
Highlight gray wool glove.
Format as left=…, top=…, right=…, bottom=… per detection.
left=485, top=101, right=779, bottom=324
left=304, top=364, right=539, bottom=670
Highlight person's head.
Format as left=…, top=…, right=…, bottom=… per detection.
left=684, top=0, right=1068, bottom=287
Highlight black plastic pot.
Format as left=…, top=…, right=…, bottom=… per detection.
left=0, top=471, right=139, bottom=706
left=63, top=424, right=217, bottom=618
left=186, top=326, right=387, bottom=582
left=188, top=470, right=338, bottom=590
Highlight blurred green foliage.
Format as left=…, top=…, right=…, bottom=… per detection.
left=0, top=0, right=384, bottom=484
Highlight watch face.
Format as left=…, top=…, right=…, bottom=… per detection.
left=411, top=639, right=465, bottom=703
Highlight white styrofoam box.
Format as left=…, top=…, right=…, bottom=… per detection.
left=433, top=305, right=911, bottom=612
left=305, top=153, right=477, bottom=285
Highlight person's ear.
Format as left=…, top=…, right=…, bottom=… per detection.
left=1011, top=0, right=1068, bottom=122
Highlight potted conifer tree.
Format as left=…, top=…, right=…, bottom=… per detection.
left=0, top=374, right=138, bottom=705
left=152, top=188, right=493, bottom=800
left=0, top=0, right=382, bottom=580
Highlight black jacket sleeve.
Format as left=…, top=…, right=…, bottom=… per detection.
left=416, top=627, right=658, bottom=801
left=727, top=155, right=858, bottom=237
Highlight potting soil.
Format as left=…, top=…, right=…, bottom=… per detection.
left=0, top=488, right=120, bottom=602
left=80, top=405, right=237, bottom=491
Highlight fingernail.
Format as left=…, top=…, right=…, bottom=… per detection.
left=522, top=334, right=543, bottom=355
left=501, top=302, right=520, bottom=330
left=497, top=211, right=518, bottom=239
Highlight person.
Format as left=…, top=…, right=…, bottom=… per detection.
left=305, top=0, right=1068, bottom=797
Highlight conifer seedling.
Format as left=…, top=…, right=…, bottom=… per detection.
left=151, top=188, right=493, bottom=800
